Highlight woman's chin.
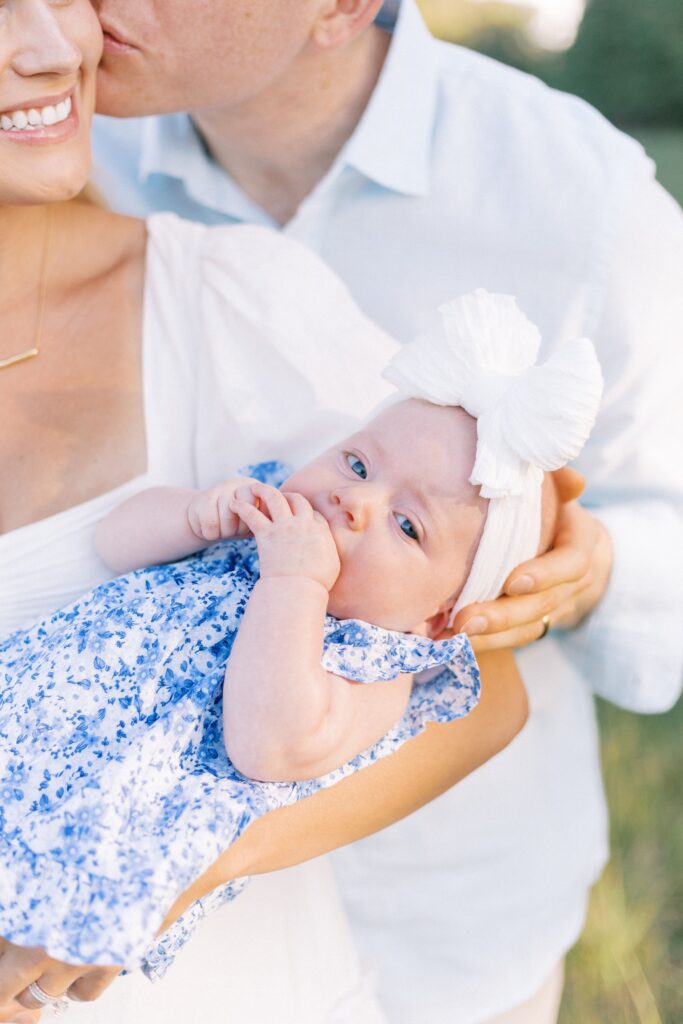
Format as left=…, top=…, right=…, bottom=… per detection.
left=1, top=156, right=93, bottom=207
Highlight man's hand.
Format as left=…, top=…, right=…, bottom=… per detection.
left=450, top=469, right=613, bottom=652
left=0, top=938, right=120, bottom=1021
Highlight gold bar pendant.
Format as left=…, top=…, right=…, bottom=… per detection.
left=0, top=348, right=39, bottom=370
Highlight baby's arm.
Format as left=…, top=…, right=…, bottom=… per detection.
left=224, top=483, right=413, bottom=783
left=94, top=477, right=256, bottom=574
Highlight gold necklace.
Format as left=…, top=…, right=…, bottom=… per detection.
left=0, top=205, right=53, bottom=370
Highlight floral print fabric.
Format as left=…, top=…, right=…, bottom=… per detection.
left=0, top=463, right=479, bottom=973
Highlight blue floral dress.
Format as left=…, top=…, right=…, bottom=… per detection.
left=0, top=463, right=479, bottom=978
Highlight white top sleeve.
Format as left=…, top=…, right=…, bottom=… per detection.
left=147, top=217, right=400, bottom=488
left=557, top=177, right=683, bottom=712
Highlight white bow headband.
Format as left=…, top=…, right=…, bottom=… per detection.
left=383, top=289, right=604, bottom=625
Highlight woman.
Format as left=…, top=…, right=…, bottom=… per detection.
left=0, top=2, right=528, bottom=1022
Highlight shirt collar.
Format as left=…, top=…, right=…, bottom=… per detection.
left=343, top=0, right=438, bottom=197
left=139, top=112, right=272, bottom=221
left=139, top=0, right=438, bottom=207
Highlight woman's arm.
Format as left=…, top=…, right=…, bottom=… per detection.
left=178, top=647, right=527, bottom=910
left=1, top=649, right=526, bottom=1016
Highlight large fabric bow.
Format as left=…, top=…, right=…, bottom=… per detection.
left=382, top=289, right=604, bottom=618
left=383, top=289, right=604, bottom=499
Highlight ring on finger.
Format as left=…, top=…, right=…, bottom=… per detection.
left=26, top=981, right=70, bottom=1016
left=536, top=614, right=551, bottom=641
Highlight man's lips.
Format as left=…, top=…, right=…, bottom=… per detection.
left=100, top=23, right=138, bottom=54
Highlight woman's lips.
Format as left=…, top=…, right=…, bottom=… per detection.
left=0, top=91, right=78, bottom=146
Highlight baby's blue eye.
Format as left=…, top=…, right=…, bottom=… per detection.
left=345, top=453, right=367, bottom=479
left=396, top=513, right=418, bottom=541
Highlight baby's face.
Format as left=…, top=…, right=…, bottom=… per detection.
left=283, top=399, right=488, bottom=634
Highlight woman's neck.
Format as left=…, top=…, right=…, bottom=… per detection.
left=0, top=204, right=54, bottom=328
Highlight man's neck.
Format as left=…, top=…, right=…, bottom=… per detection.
left=192, top=26, right=391, bottom=226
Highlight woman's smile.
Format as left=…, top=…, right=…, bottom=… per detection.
left=0, top=87, right=77, bottom=145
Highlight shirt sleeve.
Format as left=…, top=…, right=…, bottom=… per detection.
left=190, top=223, right=400, bottom=487
left=556, top=175, right=683, bottom=712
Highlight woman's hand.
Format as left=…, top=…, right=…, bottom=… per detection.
left=0, top=938, right=120, bottom=1021
left=450, top=468, right=613, bottom=651
left=230, top=483, right=341, bottom=592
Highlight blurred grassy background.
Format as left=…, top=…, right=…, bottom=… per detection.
left=416, top=3, right=682, bottom=1021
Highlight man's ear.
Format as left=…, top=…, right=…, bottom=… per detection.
left=311, top=0, right=384, bottom=49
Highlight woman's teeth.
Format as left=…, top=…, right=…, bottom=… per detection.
left=0, top=96, right=72, bottom=132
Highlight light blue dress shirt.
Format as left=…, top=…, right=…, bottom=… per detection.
left=92, top=1, right=683, bottom=1017
left=93, top=0, right=683, bottom=712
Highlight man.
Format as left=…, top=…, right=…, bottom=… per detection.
left=90, top=0, right=683, bottom=1019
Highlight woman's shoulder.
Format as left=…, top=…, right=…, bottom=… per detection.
left=55, top=200, right=147, bottom=284
left=147, top=212, right=355, bottom=302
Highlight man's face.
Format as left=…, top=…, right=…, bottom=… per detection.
left=93, top=0, right=322, bottom=117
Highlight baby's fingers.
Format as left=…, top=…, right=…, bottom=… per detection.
left=199, top=497, right=223, bottom=542
left=280, top=492, right=314, bottom=518
left=216, top=492, right=242, bottom=537
left=247, top=483, right=292, bottom=522
left=229, top=497, right=271, bottom=535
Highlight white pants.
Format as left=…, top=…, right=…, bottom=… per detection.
left=483, top=962, right=564, bottom=1024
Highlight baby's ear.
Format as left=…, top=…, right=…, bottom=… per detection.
left=423, top=606, right=454, bottom=641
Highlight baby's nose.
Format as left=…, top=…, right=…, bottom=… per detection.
left=330, top=485, right=374, bottom=529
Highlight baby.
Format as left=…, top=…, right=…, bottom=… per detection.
left=95, top=396, right=493, bottom=785
left=0, top=290, right=602, bottom=973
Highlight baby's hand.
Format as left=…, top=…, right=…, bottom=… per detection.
left=187, top=477, right=259, bottom=543
left=230, top=482, right=341, bottom=592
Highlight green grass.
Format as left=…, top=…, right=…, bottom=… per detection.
left=560, top=698, right=683, bottom=1024
left=561, top=132, right=683, bottom=1022
left=632, top=129, right=683, bottom=206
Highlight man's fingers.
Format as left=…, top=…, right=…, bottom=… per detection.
left=452, top=583, right=577, bottom=638
left=504, top=537, right=592, bottom=597
left=552, top=466, right=585, bottom=503
left=467, top=618, right=552, bottom=653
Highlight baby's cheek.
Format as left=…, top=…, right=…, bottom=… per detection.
left=328, top=553, right=380, bottom=620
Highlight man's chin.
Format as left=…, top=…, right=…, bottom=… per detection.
left=95, top=68, right=170, bottom=119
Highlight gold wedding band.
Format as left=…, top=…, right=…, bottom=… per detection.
left=537, top=614, right=551, bottom=641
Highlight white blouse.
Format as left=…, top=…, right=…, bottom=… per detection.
left=1, top=212, right=397, bottom=1024
left=0, top=213, right=397, bottom=636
